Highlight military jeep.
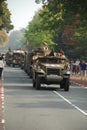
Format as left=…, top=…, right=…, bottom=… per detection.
left=32, top=55, right=70, bottom=91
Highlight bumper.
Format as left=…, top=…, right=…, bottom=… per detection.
left=47, top=75, right=63, bottom=81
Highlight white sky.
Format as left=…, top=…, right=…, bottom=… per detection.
left=7, top=0, right=42, bottom=30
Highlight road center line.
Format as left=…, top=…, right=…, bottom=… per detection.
left=53, top=91, right=87, bottom=116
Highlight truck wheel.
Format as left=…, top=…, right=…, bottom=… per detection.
left=30, top=68, right=32, bottom=78
left=13, top=64, right=15, bottom=67
left=36, top=76, right=41, bottom=90
left=64, top=78, right=69, bottom=91
left=33, top=80, right=36, bottom=88
left=60, top=81, right=64, bottom=89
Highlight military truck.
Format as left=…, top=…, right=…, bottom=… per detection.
left=24, top=48, right=48, bottom=78
left=12, top=49, right=25, bottom=67
left=5, top=51, right=13, bottom=66
left=23, top=51, right=34, bottom=77
left=32, top=55, right=70, bottom=91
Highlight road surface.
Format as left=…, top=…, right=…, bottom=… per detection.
left=3, top=66, right=87, bottom=130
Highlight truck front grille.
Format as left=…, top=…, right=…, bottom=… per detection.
left=47, top=68, right=60, bottom=75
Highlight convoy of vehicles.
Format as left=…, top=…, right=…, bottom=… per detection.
left=5, top=47, right=70, bottom=91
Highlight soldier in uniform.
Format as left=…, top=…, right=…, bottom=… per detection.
left=42, top=42, right=48, bottom=51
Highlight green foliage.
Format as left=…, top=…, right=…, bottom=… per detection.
left=34, top=0, right=87, bottom=60
left=35, top=0, right=46, bottom=4
left=0, top=29, right=8, bottom=46
left=24, top=10, right=54, bottom=49
left=0, top=0, right=14, bottom=31
left=0, top=0, right=14, bottom=46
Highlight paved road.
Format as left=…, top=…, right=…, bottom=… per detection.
left=0, top=80, right=4, bottom=130
left=3, top=66, right=87, bottom=130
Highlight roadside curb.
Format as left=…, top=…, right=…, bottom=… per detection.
left=70, top=80, right=87, bottom=88
left=70, top=80, right=83, bottom=87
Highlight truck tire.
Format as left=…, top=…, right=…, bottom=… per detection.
left=64, top=78, right=69, bottom=91
left=60, top=81, right=64, bottom=89
left=36, top=75, right=41, bottom=90
left=30, top=68, right=32, bottom=78
left=33, top=80, right=36, bottom=88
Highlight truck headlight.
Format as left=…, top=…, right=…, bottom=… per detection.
left=66, top=71, right=70, bottom=75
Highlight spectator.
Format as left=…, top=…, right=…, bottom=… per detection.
left=0, top=56, right=4, bottom=80
left=71, top=60, right=76, bottom=75
left=79, top=60, right=87, bottom=80
left=75, top=59, right=80, bottom=75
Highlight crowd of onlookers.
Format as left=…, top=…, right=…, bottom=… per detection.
left=70, top=59, right=87, bottom=80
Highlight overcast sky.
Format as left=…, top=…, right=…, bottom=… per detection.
left=7, top=0, right=42, bottom=30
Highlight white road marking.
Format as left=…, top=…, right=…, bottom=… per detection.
left=54, top=91, right=87, bottom=116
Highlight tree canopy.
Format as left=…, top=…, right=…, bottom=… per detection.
left=24, top=10, right=54, bottom=50
left=0, top=0, right=13, bottom=31
left=24, top=0, right=87, bottom=60
left=0, top=0, right=14, bottom=46
left=0, top=29, right=26, bottom=51
left=34, top=0, right=87, bottom=60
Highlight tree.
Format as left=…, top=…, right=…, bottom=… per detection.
left=0, top=0, right=13, bottom=31
left=24, top=10, right=54, bottom=50
left=0, top=29, right=26, bottom=51
left=35, top=0, right=87, bottom=59
left=0, top=0, right=14, bottom=46
left=0, top=29, right=8, bottom=46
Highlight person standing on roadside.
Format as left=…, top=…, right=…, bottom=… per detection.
left=79, top=60, right=87, bottom=80
left=72, top=60, right=76, bottom=75
left=0, top=56, right=4, bottom=80
left=75, top=59, right=80, bottom=75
